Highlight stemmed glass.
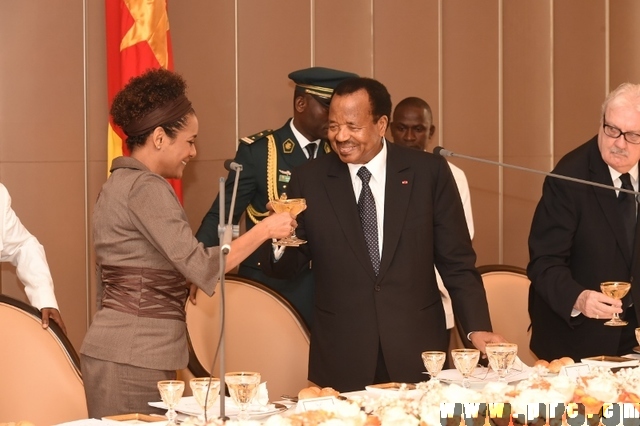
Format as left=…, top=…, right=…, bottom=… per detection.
left=485, top=343, right=518, bottom=382
left=157, top=380, right=185, bottom=426
left=451, top=349, right=480, bottom=388
left=189, top=377, right=220, bottom=423
left=600, top=281, right=631, bottom=326
left=421, top=351, right=446, bottom=380
left=225, top=371, right=261, bottom=421
left=271, top=194, right=307, bottom=246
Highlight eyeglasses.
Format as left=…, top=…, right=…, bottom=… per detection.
left=602, top=119, right=640, bottom=145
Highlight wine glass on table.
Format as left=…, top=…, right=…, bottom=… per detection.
left=225, top=371, right=261, bottom=421
left=451, top=348, right=480, bottom=388
left=600, top=281, right=631, bottom=326
left=271, top=194, right=307, bottom=246
left=421, top=351, right=446, bottom=381
left=157, top=380, right=185, bottom=426
left=485, top=343, right=518, bottom=382
left=190, top=377, right=220, bottom=423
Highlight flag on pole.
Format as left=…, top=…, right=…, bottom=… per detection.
left=105, top=0, right=183, bottom=202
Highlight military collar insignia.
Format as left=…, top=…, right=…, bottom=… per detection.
left=283, top=138, right=295, bottom=154
left=323, top=141, right=332, bottom=154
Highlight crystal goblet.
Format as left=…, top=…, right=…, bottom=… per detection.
left=190, top=377, right=220, bottom=422
left=600, top=281, right=631, bottom=326
left=421, top=351, right=446, bottom=380
left=451, top=348, right=480, bottom=388
left=485, top=343, right=518, bottom=382
left=271, top=195, right=307, bottom=246
left=157, top=380, right=185, bottom=426
left=225, top=371, right=261, bottom=421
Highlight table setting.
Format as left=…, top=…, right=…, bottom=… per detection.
left=53, top=324, right=640, bottom=425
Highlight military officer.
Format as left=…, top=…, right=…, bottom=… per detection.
left=196, top=66, right=358, bottom=327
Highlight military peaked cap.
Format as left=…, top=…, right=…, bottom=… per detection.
left=288, top=67, right=359, bottom=106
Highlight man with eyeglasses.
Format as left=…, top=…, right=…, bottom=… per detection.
left=528, top=82, right=640, bottom=362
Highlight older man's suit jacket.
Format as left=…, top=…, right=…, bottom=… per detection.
left=528, top=136, right=640, bottom=361
left=264, top=141, right=492, bottom=391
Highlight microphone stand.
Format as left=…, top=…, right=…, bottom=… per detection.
left=216, top=165, right=242, bottom=421
left=434, top=146, right=640, bottom=198
left=217, top=176, right=229, bottom=421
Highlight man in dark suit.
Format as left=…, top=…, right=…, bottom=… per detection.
left=264, top=77, right=503, bottom=391
left=196, top=67, right=357, bottom=327
left=528, top=82, right=640, bottom=361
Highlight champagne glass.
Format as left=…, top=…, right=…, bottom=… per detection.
left=190, top=377, right=220, bottom=422
left=451, top=349, right=480, bottom=388
left=485, top=343, right=518, bottom=382
left=421, top=351, right=446, bottom=380
left=271, top=194, right=307, bottom=246
left=225, top=371, right=261, bottom=421
left=600, top=281, right=631, bottom=326
left=157, top=380, right=185, bottom=426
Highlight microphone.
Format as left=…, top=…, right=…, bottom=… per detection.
left=433, top=146, right=640, bottom=200
left=224, top=159, right=243, bottom=172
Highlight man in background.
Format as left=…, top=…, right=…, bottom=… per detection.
left=0, top=183, right=66, bottom=333
left=390, top=96, right=474, bottom=333
left=195, top=67, right=357, bottom=327
left=528, top=82, right=640, bottom=361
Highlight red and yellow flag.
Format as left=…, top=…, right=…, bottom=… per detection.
left=105, top=0, right=182, bottom=202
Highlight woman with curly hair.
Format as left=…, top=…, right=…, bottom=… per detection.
left=80, top=68, right=295, bottom=417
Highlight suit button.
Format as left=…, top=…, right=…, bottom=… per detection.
left=374, top=285, right=381, bottom=292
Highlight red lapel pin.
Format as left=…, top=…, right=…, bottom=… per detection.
left=402, top=180, right=408, bottom=185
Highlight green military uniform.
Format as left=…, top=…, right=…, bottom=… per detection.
left=196, top=120, right=331, bottom=327
left=196, top=67, right=358, bottom=328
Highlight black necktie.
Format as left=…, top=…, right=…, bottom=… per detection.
left=357, top=167, right=380, bottom=275
left=305, top=143, right=317, bottom=160
left=619, top=172, right=637, bottom=255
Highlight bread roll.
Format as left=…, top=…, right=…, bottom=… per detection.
left=548, top=359, right=564, bottom=374
left=559, top=356, right=575, bottom=366
left=534, top=359, right=549, bottom=368
left=298, top=386, right=321, bottom=399
left=320, top=387, right=340, bottom=397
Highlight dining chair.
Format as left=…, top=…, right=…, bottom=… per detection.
left=477, top=264, right=538, bottom=366
left=186, top=274, right=311, bottom=399
left=0, top=294, right=88, bottom=424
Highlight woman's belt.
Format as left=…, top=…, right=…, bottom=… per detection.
left=100, top=264, right=188, bottom=321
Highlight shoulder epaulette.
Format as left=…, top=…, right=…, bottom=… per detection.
left=239, top=129, right=274, bottom=145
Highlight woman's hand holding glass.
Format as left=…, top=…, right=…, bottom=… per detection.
left=261, top=211, right=298, bottom=241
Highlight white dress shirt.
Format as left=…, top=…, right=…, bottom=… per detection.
left=0, top=183, right=58, bottom=310
left=290, top=119, right=320, bottom=159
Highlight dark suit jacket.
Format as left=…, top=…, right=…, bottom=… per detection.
left=195, top=119, right=331, bottom=327
left=528, top=136, right=640, bottom=361
left=264, top=141, right=492, bottom=391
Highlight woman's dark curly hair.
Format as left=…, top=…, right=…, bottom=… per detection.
left=110, top=68, right=195, bottom=152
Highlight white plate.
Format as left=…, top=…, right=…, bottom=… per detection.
left=364, top=383, right=422, bottom=398
left=149, top=396, right=287, bottom=419
left=580, top=355, right=639, bottom=369
left=436, top=364, right=532, bottom=388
